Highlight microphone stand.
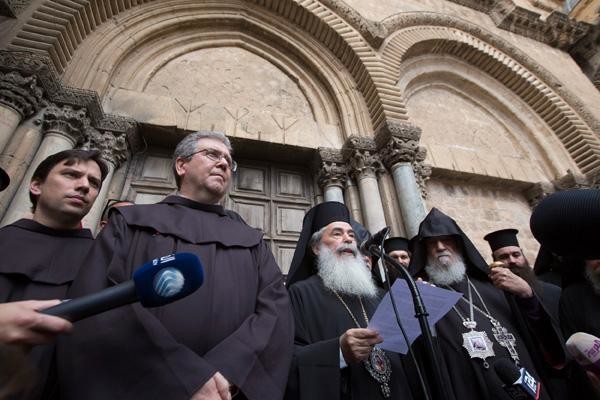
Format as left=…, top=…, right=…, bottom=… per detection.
left=367, top=245, right=449, bottom=400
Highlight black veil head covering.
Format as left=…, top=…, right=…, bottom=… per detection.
left=483, top=229, right=520, bottom=253
left=384, top=237, right=410, bottom=254
left=408, top=207, right=489, bottom=279
left=530, top=189, right=600, bottom=260
left=287, top=202, right=351, bottom=286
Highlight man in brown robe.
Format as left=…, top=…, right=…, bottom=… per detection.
left=0, top=150, right=108, bottom=399
left=58, top=131, right=293, bottom=400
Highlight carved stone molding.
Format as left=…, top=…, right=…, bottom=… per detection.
left=0, top=71, right=44, bottom=118
left=0, top=0, right=33, bottom=17
left=342, top=136, right=385, bottom=180
left=524, top=180, right=555, bottom=208
left=0, top=50, right=140, bottom=150
left=80, top=127, right=129, bottom=169
left=315, top=147, right=347, bottom=189
left=42, top=104, right=88, bottom=146
left=553, top=169, right=592, bottom=191
left=446, top=0, right=591, bottom=50
left=374, top=120, right=431, bottom=198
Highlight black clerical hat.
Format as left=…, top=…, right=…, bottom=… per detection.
left=287, top=202, right=351, bottom=286
left=530, top=189, right=600, bottom=260
left=483, top=229, right=520, bottom=252
left=384, top=237, right=410, bottom=253
left=0, top=167, right=9, bottom=192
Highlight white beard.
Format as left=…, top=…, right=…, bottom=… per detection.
left=425, top=252, right=467, bottom=286
left=585, top=264, right=600, bottom=295
left=317, top=243, right=378, bottom=298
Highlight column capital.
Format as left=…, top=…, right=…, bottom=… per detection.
left=0, top=71, right=44, bottom=118
left=42, top=104, right=88, bottom=146
left=342, top=136, right=385, bottom=180
left=524, top=181, right=555, bottom=208
left=315, top=147, right=347, bottom=188
left=85, top=129, right=129, bottom=168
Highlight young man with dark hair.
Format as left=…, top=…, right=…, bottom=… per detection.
left=0, top=149, right=107, bottom=399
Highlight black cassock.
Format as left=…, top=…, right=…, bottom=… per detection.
left=0, top=218, right=94, bottom=400
left=559, top=280, right=600, bottom=400
left=285, top=275, right=414, bottom=400
left=57, top=196, right=294, bottom=400
left=437, top=276, right=565, bottom=400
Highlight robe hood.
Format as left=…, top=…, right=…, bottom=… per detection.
left=409, top=208, right=489, bottom=279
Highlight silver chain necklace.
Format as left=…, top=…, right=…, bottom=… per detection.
left=331, top=290, right=392, bottom=398
left=446, top=277, right=520, bottom=368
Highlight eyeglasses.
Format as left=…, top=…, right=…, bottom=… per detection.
left=187, top=148, right=237, bottom=172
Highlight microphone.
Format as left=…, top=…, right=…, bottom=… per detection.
left=494, top=359, right=540, bottom=400
left=42, top=253, right=204, bottom=322
left=359, top=226, right=390, bottom=254
left=566, top=332, right=600, bottom=375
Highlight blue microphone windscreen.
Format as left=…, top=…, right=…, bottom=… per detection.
left=133, top=253, right=204, bottom=307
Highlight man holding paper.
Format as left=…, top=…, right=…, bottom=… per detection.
left=284, top=202, right=414, bottom=400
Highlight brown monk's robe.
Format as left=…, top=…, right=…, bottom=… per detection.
left=57, top=196, right=294, bottom=400
left=0, top=218, right=94, bottom=400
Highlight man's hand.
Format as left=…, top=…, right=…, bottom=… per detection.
left=587, top=371, right=600, bottom=393
left=340, top=328, right=383, bottom=364
left=489, top=267, right=533, bottom=298
left=0, top=300, right=72, bottom=346
left=191, top=372, right=232, bottom=400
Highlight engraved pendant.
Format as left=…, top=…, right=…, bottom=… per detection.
left=462, top=330, right=495, bottom=368
left=363, top=346, right=392, bottom=398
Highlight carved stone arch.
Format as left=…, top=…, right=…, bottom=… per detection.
left=379, top=14, right=600, bottom=175
left=6, top=0, right=402, bottom=133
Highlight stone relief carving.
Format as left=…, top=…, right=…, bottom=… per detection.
left=0, top=50, right=139, bottom=150
left=42, top=104, right=88, bottom=146
left=0, top=71, right=44, bottom=118
left=523, top=180, right=554, bottom=208
left=0, top=0, right=33, bottom=17
left=315, top=148, right=348, bottom=189
left=553, top=169, right=592, bottom=191
left=342, top=136, right=385, bottom=181
left=375, top=120, right=431, bottom=198
left=81, top=127, right=128, bottom=168
left=524, top=168, right=600, bottom=207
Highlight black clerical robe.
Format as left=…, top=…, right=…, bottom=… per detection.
left=285, top=275, right=414, bottom=400
left=436, top=276, right=564, bottom=400
left=57, top=196, right=293, bottom=400
left=0, top=218, right=94, bottom=400
left=559, top=280, right=600, bottom=400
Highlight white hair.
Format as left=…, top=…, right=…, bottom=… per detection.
left=316, top=243, right=378, bottom=298
left=425, top=252, right=467, bottom=286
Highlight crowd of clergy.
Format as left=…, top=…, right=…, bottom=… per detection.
left=0, top=130, right=599, bottom=400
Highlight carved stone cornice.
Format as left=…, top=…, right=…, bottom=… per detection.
left=0, top=71, right=44, bottom=118
left=0, top=0, right=33, bottom=17
left=42, top=104, right=88, bottom=146
left=342, top=136, right=385, bottom=180
left=446, top=0, right=591, bottom=50
left=0, top=50, right=140, bottom=151
left=315, top=147, right=347, bottom=188
left=553, top=169, right=592, bottom=191
left=524, top=180, right=555, bottom=208
left=375, top=120, right=431, bottom=198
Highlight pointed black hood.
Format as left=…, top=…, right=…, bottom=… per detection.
left=409, top=208, right=489, bottom=279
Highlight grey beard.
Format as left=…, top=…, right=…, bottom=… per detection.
left=585, top=265, right=600, bottom=296
left=317, top=244, right=378, bottom=299
left=425, top=253, right=467, bottom=286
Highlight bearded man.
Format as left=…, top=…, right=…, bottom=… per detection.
left=284, top=202, right=414, bottom=400
left=409, top=208, right=566, bottom=400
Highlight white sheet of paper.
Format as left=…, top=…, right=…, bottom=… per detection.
left=368, top=280, right=462, bottom=354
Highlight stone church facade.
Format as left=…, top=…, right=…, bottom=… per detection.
left=0, top=0, right=599, bottom=273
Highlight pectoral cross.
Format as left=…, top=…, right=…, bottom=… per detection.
left=491, top=319, right=520, bottom=363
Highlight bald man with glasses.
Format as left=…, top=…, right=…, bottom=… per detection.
left=59, top=131, right=293, bottom=400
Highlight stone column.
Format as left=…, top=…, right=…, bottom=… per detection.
left=81, top=129, right=128, bottom=232
left=316, top=148, right=347, bottom=204
left=376, top=121, right=431, bottom=238
left=1, top=104, right=87, bottom=225
left=0, top=71, right=44, bottom=153
left=343, top=137, right=387, bottom=233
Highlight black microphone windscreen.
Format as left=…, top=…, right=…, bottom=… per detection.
left=494, top=358, right=520, bottom=384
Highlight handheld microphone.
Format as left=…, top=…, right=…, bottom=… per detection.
left=566, top=332, right=600, bottom=375
left=359, top=226, right=390, bottom=254
left=494, top=359, right=541, bottom=400
left=42, top=253, right=204, bottom=322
